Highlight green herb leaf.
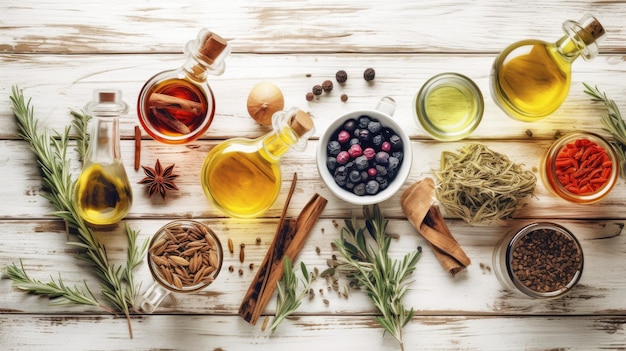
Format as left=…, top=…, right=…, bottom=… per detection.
left=269, top=256, right=312, bottom=332
left=333, top=204, right=421, bottom=350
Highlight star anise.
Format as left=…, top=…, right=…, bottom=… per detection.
left=138, top=159, right=179, bottom=199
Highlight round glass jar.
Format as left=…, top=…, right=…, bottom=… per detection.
left=492, top=222, right=584, bottom=299
left=541, top=131, right=618, bottom=204
left=414, top=72, right=483, bottom=141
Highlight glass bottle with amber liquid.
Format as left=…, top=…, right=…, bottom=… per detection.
left=138, top=29, right=230, bottom=144
left=201, top=108, right=315, bottom=218
left=74, top=90, right=133, bottom=226
left=491, top=14, right=606, bottom=122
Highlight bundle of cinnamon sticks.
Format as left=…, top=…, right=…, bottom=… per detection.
left=401, top=177, right=471, bottom=276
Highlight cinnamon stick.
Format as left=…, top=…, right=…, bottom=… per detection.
left=134, top=125, right=141, bottom=171
left=148, top=93, right=203, bottom=115
left=239, top=191, right=327, bottom=325
left=401, top=177, right=471, bottom=276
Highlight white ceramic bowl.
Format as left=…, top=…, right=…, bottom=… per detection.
left=316, top=97, right=412, bottom=205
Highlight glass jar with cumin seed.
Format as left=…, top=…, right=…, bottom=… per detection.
left=492, top=222, right=583, bottom=299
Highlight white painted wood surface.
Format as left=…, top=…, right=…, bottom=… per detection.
left=2, top=1, right=626, bottom=350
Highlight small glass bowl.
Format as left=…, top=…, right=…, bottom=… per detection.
left=541, top=131, right=618, bottom=204
left=140, top=220, right=223, bottom=313
left=492, top=222, right=584, bottom=299
left=414, top=72, right=484, bottom=141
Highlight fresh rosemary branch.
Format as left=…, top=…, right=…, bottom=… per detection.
left=6, top=86, right=147, bottom=337
left=334, top=204, right=421, bottom=351
left=583, top=83, right=626, bottom=178
left=269, top=256, right=311, bottom=332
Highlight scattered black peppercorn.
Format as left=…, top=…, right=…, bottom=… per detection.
left=341, top=93, right=348, bottom=102
left=335, top=70, right=348, bottom=84
left=306, top=92, right=314, bottom=101
left=322, top=80, right=333, bottom=92
left=312, top=85, right=323, bottom=95
left=363, top=67, right=375, bottom=81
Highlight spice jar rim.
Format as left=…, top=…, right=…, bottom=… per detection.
left=505, top=222, right=584, bottom=299
left=413, top=72, right=484, bottom=141
left=147, top=220, right=223, bottom=293
left=542, top=131, right=618, bottom=204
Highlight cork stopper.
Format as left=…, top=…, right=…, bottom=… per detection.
left=98, top=91, right=117, bottom=103
left=199, top=32, right=228, bottom=62
left=289, top=110, right=314, bottom=137
left=577, top=14, right=606, bottom=45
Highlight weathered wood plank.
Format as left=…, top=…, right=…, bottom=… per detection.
left=0, top=314, right=624, bottom=350
left=1, top=218, right=624, bottom=315
left=1, top=54, right=625, bottom=141
left=1, top=0, right=625, bottom=54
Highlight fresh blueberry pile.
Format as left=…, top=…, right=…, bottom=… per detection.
left=326, top=115, right=404, bottom=196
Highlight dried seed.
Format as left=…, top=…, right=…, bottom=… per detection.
left=169, top=256, right=190, bottom=266
left=323, top=298, right=329, bottom=305
left=151, top=254, right=169, bottom=267
left=149, top=238, right=167, bottom=253
left=172, top=274, right=184, bottom=290
left=261, top=316, right=270, bottom=332
left=315, top=246, right=321, bottom=255
left=228, top=265, right=234, bottom=272
left=182, top=246, right=201, bottom=257
left=256, top=237, right=262, bottom=245
left=209, top=250, right=218, bottom=267
left=228, top=238, right=234, bottom=254
left=238, top=268, right=244, bottom=276
left=239, top=244, right=245, bottom=263
left=249, top=263, right=255, bottom=270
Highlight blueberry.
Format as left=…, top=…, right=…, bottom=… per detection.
left=376, top=164, right=388, bottom=176
left=326, top=157, right=337, bottom=172
left=388, top=156, right=400, bottom=171
left=353, top=183, right=366, bottom=196
left=374, top=151, right=389, bottom=165
left=349, top=138, right=360, bottom=146
left=367, top=121, right=382, bottom=134
left=376, top=176, right=389, bottom=190
left=328, top=140, right=341, bottom=156
left=389, top=134, right=403, bottom=150
left=382, top=127, right=393, bottom=138
left=392, top=151, right=404, bottom=162
left=354, top=155, right=369, bottom=170
left=358, top=116, right=370, bottom=129
left=349, top=169, right=361, bottom=183
left=333, top=166, right=347, bottom=186
left=372, top=134, right=383, bottom=147
left=365, top=180, right=380, bottom=195
left=361, top=171, right=369, bottom=182
left=343, top=119, right=357, bottom=133
left=345, top=181, right=355, bottom=190
left=357, top=129, right=370, bottom=143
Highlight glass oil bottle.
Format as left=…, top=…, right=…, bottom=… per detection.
left=137, top=29, right=230, bottom=144
left=491, top=14, right=606, bottom=122
left=74, top=90, right=133, bottom=226
left=201, top=108, right=315, bottom=218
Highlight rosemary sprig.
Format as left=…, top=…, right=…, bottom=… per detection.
left=268, top=257, right=311, bottom=332
left=334, top=204, right=421, bottom=351
left=6, top=86, right=147, bottom=337
left=583, top=82, right=626, bottom=178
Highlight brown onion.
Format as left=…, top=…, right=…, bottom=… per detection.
left=246, top=81, right=285, bottom=125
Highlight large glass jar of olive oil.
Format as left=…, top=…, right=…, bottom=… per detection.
left=491, top=14, right=606, bottom=122
left=74, top=90, right=133, bottom=225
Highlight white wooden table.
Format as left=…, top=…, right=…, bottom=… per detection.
left=2, top=1, right=626, bottom=350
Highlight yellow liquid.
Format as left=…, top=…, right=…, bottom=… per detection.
left=492, top=40, right=570, bottom=121
left=201, top=140, right=281, bottom=218
left=74, top=163, right=132, bottom=225
left=424, top=85, right=477, bottom=132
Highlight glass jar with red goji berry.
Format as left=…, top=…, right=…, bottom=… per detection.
left=541, top=131, right=618, bottom=204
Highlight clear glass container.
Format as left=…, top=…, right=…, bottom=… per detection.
left=491, top=14, right=606, bottom=121
left=414, top=72, right=483, bottom=141
left=74, top=90, right=133, bottom=226
left=493, top=222, right=584, bottom=299
left=140, top=220, right=223, bottom=313
left=541, top=131, right=618, bottom=204
left=137, top=29, right=230, bottom=144
left=201, top=108, right=315, bottom=218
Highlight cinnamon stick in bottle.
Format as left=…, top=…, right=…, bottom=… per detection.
left=401, top=177, right=471, bottom=276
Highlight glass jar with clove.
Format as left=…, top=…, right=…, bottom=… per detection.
left=492, top=222, right=584, bottom=299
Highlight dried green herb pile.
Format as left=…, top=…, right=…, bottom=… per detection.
left=435, top=144, right=536, bottom=224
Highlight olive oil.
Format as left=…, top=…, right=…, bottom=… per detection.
left=201, top=108, right=314, bottom=218
left=75, top=162, right=133, bottom=225
left=74, top=90, right=133, bottom=226
left=491, top=15, right=606, bottom=121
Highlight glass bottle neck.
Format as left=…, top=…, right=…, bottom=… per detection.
left=258, top=126, right=299, bottom=162
left=555, top=35, right=582, bottom=63
left=89, top=116, right=121, bottom=164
